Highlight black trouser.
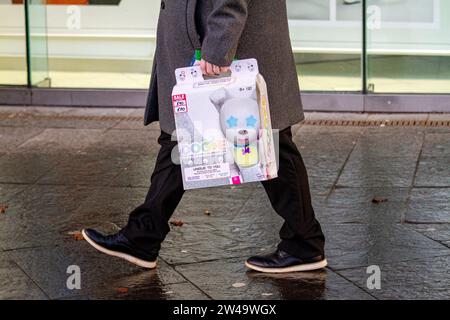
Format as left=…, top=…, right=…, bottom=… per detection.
left=122, top=127, right=325, bottom=260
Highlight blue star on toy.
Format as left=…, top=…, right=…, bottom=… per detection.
left=226, top=116, right=238, bottom=128
left=246, top=115, right=258, bottom=128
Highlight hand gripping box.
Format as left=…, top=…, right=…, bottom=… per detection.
left=172, top=59, right=278, bottom=190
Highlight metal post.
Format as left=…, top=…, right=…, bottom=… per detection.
left=24, top=0, right=32, bottom=88
left=362, top=0, right=367, bottom=94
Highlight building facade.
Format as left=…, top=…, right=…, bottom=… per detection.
left=0, top=0, right=449, bottom=112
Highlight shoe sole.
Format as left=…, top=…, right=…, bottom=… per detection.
left=81, top=229, right=157, bottom=269
left=245, top=259, right=328, bottom=273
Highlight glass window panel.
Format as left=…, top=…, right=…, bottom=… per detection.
left=288, top=0, right=363, bottom=92
left=4, top=0, right=449, bottom=95
left=0, top=0, right=27, bottom=86
left=43, top=0, right=158, bottom=89
left=366, top=0, right=450, bottom=94
left=27, top=0, right=51, bottom=87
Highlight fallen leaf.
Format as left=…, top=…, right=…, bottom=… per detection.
left=67, top=231, right=84, bottom=241
left=232, top=282, right=246, bottom=288
left=204, top=209, right=211, bottom=216
left=115, top=287, right=129, bottom=294
left=0, top=206, right=8, bottom=214
left=170, top=220, right=184, bottom=227
left=372, top=196, right=388, bottom=204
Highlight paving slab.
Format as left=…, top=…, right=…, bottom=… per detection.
left=405, top=188, right=450, bottom=224
left=86, top=129, right=160, bottom=156
left=162, top=191, right=325, bottom=266
left=162, top=214, right=278, bottom=265
left=0, top=152, right=61, bottom=184
left=408, top=224, right=450, bottom=247
left=1, top=108, right=449, bottom=300
left=69, top=187, right=149, bottom=230
left=320, top=187, right=409, bottom=224
left=296, top=125, right=365, bottom=136
left=338, top=255, right=450, bottom=300
left=366, top=113, right=429, bottom=122
left=427, top=113, right=450, bottom=122
left=111, top=154, right=158, bottom=188
left=363, top=126, right=424, bottom=136
left=351, top=130, right=423, bottom=158
left=303, top=155, right=348, bottom=196
left=0, top=106, right=66, bottom=128
left=0, top=183, right=28, bottom=203
left=39, top=107, right=129, bottom=129
left=6, top=242, right=192, bottom=300
left=0, top=185, right=96, bottom=250
left=337, top=155, right=417, bottom=188
left=0, top=257, right=48, bottom=300
left=294, top=126, right=361, bottom=158
left=323, top=224, right=449, bottom=270
left=112, top=108, right=160, bottom=131
left=175, top=258, right=374, bottom=300
left=98, top=282, right=210, bottom=300
left=0, top=126, right=44, bottom=153
left=0, top=217, right=56, bottom=251
left=421, top=133, right=450, bottom=157
left=305, top=112, right=369, bottom=122
left=0, top=107, right=135, bottom=129
left=15, top=128, right=104, bottom=153
left=161, top=215, right=257, bottom=265
left=414, top=157, right=450, bottom=187
left=173, top=184, right=256, bottom=219
left=1, top=184, right=95, bottom=221
left=36, top=152, right=134, bottom=186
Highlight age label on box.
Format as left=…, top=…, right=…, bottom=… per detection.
left=172, top=94, right=188, bottom=113
left=184, top=163, right=230, bottom=182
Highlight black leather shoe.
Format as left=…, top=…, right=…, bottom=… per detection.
left=245, top=249, right=327, bottom=273
left=82, top=229, right=157, bottom=269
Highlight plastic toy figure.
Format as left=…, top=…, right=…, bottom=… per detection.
left=210, top=87, right=260, bottom=169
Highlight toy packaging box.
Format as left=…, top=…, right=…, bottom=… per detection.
left=172, top=58, right=278, bottom=190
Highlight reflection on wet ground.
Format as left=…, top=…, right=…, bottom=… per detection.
left=0, top=108, right=449, bottom=299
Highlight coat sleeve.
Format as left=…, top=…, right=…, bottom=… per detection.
left=201, top=0, right=252, bottom=67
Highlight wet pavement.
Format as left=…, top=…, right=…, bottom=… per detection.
left=0, top=107, right=449, bottom=300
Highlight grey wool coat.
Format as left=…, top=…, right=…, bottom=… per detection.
left=144, top=0, right=305, bottom=134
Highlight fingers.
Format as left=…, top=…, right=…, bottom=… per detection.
left=213, top=65, right=221, bottom=75
left=206, top=62, right=214, bottom=76
left=199, top=60, right=207, bottom=75
left=199, top=59, right=230, bottom=76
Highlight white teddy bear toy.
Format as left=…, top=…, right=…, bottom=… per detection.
left=210, top=87, right=264, bottom=182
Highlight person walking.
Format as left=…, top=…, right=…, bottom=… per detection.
left=82, top=0, right=326, bottom=273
